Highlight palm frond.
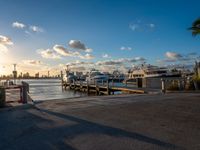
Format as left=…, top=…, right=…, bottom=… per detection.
left=189, top=18, right=200, bottom=36
left=192, top=18, right=200, bottom=27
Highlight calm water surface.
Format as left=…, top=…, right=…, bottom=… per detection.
left=17, top=79, right=87, bottom=101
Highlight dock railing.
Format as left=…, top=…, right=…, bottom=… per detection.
left=62, top=79, right=145, bottom=95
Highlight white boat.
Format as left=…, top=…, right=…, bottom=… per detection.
left=128, top=64, right=181, bottom=79
left=86, top=70, right=108, bottom=84
left=63, top=65, right=77, bottom=83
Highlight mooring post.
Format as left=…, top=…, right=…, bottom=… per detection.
left=22, top=82, right=28, bottom=103
left=87, top=80, right=89, bottom=94
left=74, top=80, right=76, bottom=90
left=95, top=81, right=99, bottom=95
left=0, top=86, right=6, bottom=107
left=64, top=81, right=67, bottom=90
left=178, top=80, right=181, bottom=90
left=80, top=81, right=82, bottom=91
left=107, top=80, right=110, bottom=95
left=161, top=78, right=166, bottom=94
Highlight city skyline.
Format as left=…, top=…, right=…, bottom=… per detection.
left=0, top=0, right=200, bottom=75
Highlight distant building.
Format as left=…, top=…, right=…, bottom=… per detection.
left=23, top=72, right=30, bottom=78
left=35, top=72, right=39, bottom=78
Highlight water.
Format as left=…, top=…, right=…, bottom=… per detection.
left=16, top=79, right=87, bottom=101
left=2, top=79, right=137, bottom=101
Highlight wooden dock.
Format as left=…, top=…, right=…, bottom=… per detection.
left=62, top=81, right=145, bottom=95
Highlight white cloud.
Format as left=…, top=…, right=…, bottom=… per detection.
left=79, top=53, right=95, bottom=60
left=38, top=49, right=61, bottom=59
left=12, top=21, right=44, bottom=34
left=30, top=25, right=43, bottom=33
left=0, top=35, right=13, bottom=45
left=158, top=51, right=200, bottom=64
left=120, top=46, right=132, bottom=51
left=133, top=57, right=146, bottom=62
left=97, top=57, right=146, bottom=66
left=53, top=44, right=83, bottom=57
left=38, top=43, right=94, bottom=60
left=53, top=45, right=71, bottom=56
left=66, top=60, right=94, bottom=66
left=85, top=48, right=93, bottom=52
left=68, top=40, right=92, bottom=52
left=69, top=40, right=86, bottom=50
left=12, top=21, right=26, bottom=29
left=165, top=52, right=182, bottom=60
left=0, top=35, right=13, bottom=53
left=96, top=59, right=124, bottom=66
left=102, top=54, right=111, bottom=58
left=23, top=60, right=42, bottom=65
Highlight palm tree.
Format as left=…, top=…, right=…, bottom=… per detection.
left=188, top=18, right=200, bottom=36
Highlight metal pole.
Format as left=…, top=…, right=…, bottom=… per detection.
left=87, top=80, right=89, bottom=94
left=0, top=87, right=6, bottom=107
left=107, top=80, right=110, bottom=95
left=22, top=82, right=28, bottom=103
left=161, top=78, right=166, bottom=94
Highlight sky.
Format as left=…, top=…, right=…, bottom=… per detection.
left=0, top=0, right=200, bottom=75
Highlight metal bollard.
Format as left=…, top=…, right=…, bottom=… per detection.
left=161, top=78, right=166, bottom=94
left=107, top=80, right=110, bottom=95
left=22, top=82, right=28, bottom=103
left=0, top=87, right=6, bottom=107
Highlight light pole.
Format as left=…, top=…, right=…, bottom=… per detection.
left=13, top=64, right=17, bottom=84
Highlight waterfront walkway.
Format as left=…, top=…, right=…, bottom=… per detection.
left=0, top=93, right=200, bottom=150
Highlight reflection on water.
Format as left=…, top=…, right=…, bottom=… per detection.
left=17, top=79, right=87, bottom=101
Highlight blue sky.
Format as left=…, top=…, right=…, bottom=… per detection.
left=0, top=0, right=200, bottom=75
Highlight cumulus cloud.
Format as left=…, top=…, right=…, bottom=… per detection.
left=23, top=60, right=42, bottom=65
left=12, top=21, right=44, bottom=34
left=12, top=21, right=26, bottom=29
left=53, top=44, right=83, bottom=57
left=96, top=59, right=124, bottom=66
left=102, top=54, right=111, bottom=58
left=68, top=40, right=92, bottom=52
left=38, top=43, right=94, bottom=60
left=158, top=51, right=199, bottom=64
left=79, top=53, right=95, bottom=60
left=97, top=57, right=146, bottom=66
left=120, top=46, right=132, bottom=51
left=165, top=52, right=183, bottom=60
left=0, top=35, right=13, bottom=53
left=53, top=45, right=71, bottom=56
left=38, top=49, right=61, bottom=59
left=30, top=25, right=43, bottom=33
left=130, top=57, right=146, bottom=62
left=0, top=35, right=13, bottom=45
left=66, top=60, right=94, bottom=66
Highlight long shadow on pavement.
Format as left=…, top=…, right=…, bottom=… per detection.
left=37, top=107, right=182, bottom=149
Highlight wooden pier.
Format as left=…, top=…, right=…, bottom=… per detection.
left=62, top=81, right=145, bottom=95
